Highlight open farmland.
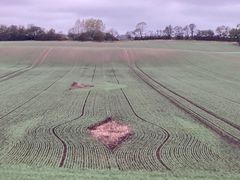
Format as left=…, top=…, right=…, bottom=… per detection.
left=0, top=40, right=240, bottom=179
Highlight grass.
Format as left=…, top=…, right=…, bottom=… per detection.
left=1, top=165, right=240, bottom=180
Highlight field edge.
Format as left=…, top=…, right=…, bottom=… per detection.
left=0, top=165, right=240, bottom=180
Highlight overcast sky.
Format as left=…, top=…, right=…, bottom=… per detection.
left=0, top=0, right=240, bottom=34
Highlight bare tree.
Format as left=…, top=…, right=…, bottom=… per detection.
left=69, top=18, right=105, bottom=35
left=183, top=25, right=190, bottom=39
left=134, top=22, right=147, bottom=38
left=75, top=19, right=84, bottom=34
left=163, top=25, right=173, bottom=38
left=189, top=23, right=196, bottom=39
left=237, top=24, right=240, bottom=45
left=69, top=19, right=84, bottom=35
left=156, top=30, right=163, bottom=36
left=125, top=31, right=134, bottom=40
left=84, top=18, right=105, bottom=32
left=108, top=28, right=119, bottom=38
left=216, top=25, right=231, bottom=38
left=174, top=26, right=184, bottom=39
left=197, top=30, right=214, bottom=37
left=68, top=18, right=108, bottom=41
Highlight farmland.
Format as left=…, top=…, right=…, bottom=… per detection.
left=0, top=40, right=240, bottom=179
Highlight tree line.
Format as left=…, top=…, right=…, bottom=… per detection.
left=0, top=19, right=239, bottom=45
left=0, top=18, right=117, bottom=42
left=0, top=24, right=66, bottom=41
left=128, top=22, right=240, bottom=45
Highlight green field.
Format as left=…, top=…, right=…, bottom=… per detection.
left=0, top=40, right=240, bottom=179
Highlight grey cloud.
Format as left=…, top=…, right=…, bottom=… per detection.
left=0, top=0, right=31, bottom=6
left=0, top=0, right=239, bottom=33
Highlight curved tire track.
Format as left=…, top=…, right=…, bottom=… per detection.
left=111, top=65, right=171, bottom=171
left=51, top=65, right=96, bottom=167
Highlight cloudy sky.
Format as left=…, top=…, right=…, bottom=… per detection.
left=0, top=0, right=240, bottom=34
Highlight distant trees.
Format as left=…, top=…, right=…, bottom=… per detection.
left=189, top=24, right=196, bottom=39
left=134, top=22, right=147, bottom=38
left=198, top=30, right=214, bottom=37
left=195, top=30, right=215, bottom=40
left=84, top=19, right=105, bottom=32
left=125, top=31, right=134, bottom=40
left=69, top=19, right=105, bottom=35
left=68, top=18, right=117, bottom=42
left=108, top=28, right=119, bottom=38
left=238, top=24, right=240, bottom=45
left=229, top=25, right=240, bottom=45
left=163, top=25, right=173, bottom=38
left=105, top=28, right=119, bottom=41
left=174, top=26, right=184, bottom=39
left=126, top=22, right=240, bottom=45
left=0, top=20, right=239, bottom=45
left=0, top=24, right=66, bottom=41
left=183, top=25, right=190, bottom=39
left=216, top=25, right=231, bottom=38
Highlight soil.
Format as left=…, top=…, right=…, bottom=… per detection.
left=88, top=117, right=133, bottom=150
left=69, top=82, right=94, bottom=90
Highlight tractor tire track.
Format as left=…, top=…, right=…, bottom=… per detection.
left=111, top=65, right=171, bottom=171
left=10, top=64, right=91, bottom=167
left=118, top=65, right=220, bottom=170
left=0, top=68, right=71, bottom=121
left=135, top=63, right=240, bottom=131
left=129, top=61, right=240, bottom=145
left=0, top=64, right=78, bottom=165
left=51, top=65, right=96, bottom=168
left=0, top=48, right=52, bottom=83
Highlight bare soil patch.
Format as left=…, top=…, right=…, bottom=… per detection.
left=69, top=82, right=94, bottom=90
left=88, top=117, right=133, bottom=150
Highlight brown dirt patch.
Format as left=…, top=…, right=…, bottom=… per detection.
left=69, top=82, right=94, bottom=90
left=88, top=117, right=133, bottom=150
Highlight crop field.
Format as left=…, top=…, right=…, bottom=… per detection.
left=0, top=40, right=240, bottom=179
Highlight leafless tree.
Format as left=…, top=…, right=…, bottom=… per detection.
left=197, top=30, right=214, bottom=37
left=69, top=18, right=105, bottom=35
left=189, top=23, right=196, bottom=39
left=84, top=18, right=105, bottom=32
left=134, top=22, right=147, bottom=38
left=125, top=31, right=134, bottom=39
left=108, top=28, right=119, bottom=37
left=174, top=26, right=184, bottom=38
left=163, top=25, right=173, bottom=38
left=183, top=25, right=190, bottom=38
left=156, top=30, right=163, bottom=36
left=216, top=25, right=231, bottom=38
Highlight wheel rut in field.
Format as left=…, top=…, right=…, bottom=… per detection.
left=0, top=48, right=52, bottom=83
left=0, top=67, right=72, bottom=122
left=0, top=63, right=91, bottom=166
left=133, top=64, right=240, bottom=145
left=51, top=65, right=96, bottom=168
left=136, top=63, right=240, bottom=131
left=124, top=49, right=240, bottom=146
left=111, top=66, right=171, bottom=171
left=51, top=91, right=91, bottom=167
left=0, top=65, right=79, bottom=165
